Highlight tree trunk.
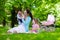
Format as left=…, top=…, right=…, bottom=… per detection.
left=11, top=6, right=17, bottom=28
left=2, top=17, right=6, bottom=27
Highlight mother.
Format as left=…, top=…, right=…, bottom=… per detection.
left=22, top=9, right=33, bottom=32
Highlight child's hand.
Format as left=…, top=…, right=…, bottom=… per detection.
left=22, top=14, right=24, bottom=19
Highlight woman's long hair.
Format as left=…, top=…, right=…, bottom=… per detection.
left=26, top=9, right=33, bottom=20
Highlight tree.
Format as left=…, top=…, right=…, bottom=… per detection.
left=4, top=0, right=60, bottom=27
left=0, top=0, right=7, bottom=27
left=11, top=6, right=18, bottom=28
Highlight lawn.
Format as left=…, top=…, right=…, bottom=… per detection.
left=0, top=26, right=60, bottom=40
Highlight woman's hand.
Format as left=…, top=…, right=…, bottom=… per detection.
left=22, top=14, right=25, bottom=19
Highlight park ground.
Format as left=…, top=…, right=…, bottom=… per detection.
left=0, top=26, right=60, bottom=40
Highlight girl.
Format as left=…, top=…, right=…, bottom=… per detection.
left=7, top=10, right=26, bottom=33
left=31, top=18, right=40, bottom=33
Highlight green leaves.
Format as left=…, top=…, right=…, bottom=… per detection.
left=0, top=0, right=7, bottom=23
left=0, top=0, right=60, bottom=27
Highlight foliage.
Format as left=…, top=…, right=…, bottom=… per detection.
left=0, top=0, right=7, bottom=23
left=0, top=0, right=60, bottom=27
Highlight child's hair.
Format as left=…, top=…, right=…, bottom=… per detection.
left=17, top=9, right=22, bottom=12
left=33, top=18, right=39, bottom=24
left=33, top=18, right=40, bottom=27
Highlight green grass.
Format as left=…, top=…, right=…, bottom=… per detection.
left=0, top=27, right=60, bottom=40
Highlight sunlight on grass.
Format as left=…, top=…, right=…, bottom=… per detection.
left=58, top=38, right=60, bottom=40
left=51, top=32, right=60, bottom=36
left=1, top=33, right=6, bottom=35
left=6, top=37, right=10, bottom=40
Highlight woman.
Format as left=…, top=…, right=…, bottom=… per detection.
left=22, top=9, right=33, bottom=32
left=7, top=10, right=26, bottom=33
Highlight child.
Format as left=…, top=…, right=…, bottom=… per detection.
left=7, top=10, right=25, bottom=34
left=31, top=18, right=40, bottom=33
left=17, top=10, right=24, bottom=25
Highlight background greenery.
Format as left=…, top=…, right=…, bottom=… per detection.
left=0, top=0, right=60, bottom=27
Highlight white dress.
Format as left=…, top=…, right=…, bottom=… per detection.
left=7, top=14, right=26, bottom=33
left=7, top=23, right=26, bottom=33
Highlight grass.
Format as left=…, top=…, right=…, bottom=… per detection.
left=0, top=26, right=60, bottom=40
